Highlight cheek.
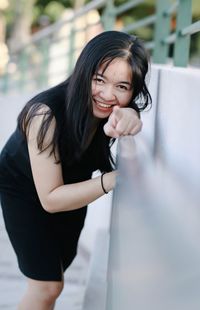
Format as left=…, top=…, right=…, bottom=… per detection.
left=120, top=93, right=133, bottom=107
left=91, top=82, right=100, bottom=96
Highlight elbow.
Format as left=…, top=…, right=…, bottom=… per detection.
left=39, top=190, right=75, bottom=213
left=42, top=204, right=57, bottom=214
left=44, top=206, right=57, bottom=214
left=40, top=197, right=58, bottom=214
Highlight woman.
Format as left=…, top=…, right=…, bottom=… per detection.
left=0, top=31, right=151, bottom=309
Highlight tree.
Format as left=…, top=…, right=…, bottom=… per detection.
left=6, top=0, right=89, bottom=53
left=8, top=0, right=36, bottom=52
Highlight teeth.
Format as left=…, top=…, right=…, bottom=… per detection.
left=98, top=102, right=112, bottom=108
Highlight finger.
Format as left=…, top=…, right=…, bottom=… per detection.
left=115, top=119, right=131, bottom=135
left=108, top=112, right=118, bottom=128
left=115, top=119, right=143, bottom=136
left=112, top=105, right=122, bottom=121
left=103, top=123, right=120, bottom=138
left=129, top=120, right=143, bottom=135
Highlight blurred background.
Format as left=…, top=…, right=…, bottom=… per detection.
left=0, top=0, right=199, bottom=94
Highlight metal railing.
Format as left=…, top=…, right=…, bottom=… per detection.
left=153, top=0, right=200, bottom=66
left=0, top=0, right=199, bottom=94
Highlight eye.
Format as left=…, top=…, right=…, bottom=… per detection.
left=118, top=84, right=128, bottom=91
left=94, top=78, right=104, bottom=84
left=93, top=77, right=104, bottom=84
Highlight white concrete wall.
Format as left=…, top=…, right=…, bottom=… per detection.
left=141, top=64, right=200, bottom=192
left=106, top=65, right=200, bottom=310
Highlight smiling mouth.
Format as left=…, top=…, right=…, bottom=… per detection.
left=94, top=99, right=114, bottom=109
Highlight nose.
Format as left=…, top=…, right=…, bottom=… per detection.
left=100, top=85, right=115, bottom=101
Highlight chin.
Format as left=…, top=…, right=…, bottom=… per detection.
left=92, top=102, right=113, bottom=119
left=92, top=108, right=111, bottom=119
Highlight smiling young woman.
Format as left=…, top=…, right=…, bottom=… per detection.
left=0, top=31, right=151, bottom=309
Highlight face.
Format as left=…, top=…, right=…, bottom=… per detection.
left=91, top=57, right=133, bottom=119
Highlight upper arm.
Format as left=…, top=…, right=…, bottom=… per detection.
left=27, top=105, right=64, bottom=210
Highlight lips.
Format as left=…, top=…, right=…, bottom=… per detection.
left=93, top=99, right=115, bottom=111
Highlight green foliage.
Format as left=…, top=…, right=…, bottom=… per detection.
left=32, top=5, right=41, bottom=25
left=44, top=2, right=65, bottom=22
left=35, top=0, right=71, bottom=9
left=4, top=10, right=14, bottom=37
left=115, top=0, right=156, bottom=5
left=118, top=3, right=155, bottom=40
left=33, top=0, right=70, bottom=25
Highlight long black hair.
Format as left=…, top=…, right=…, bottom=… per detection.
left=18, top=31, right=152, bottom=170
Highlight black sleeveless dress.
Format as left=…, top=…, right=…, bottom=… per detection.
left=0, top=84, right=104, bottom=281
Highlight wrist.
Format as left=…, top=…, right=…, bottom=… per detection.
left=100, top=171, right=116, bottom=194
left=101, top=172, right=108, bottom=194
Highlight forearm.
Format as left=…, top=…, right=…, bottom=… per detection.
left=44, top=171, right=115, bottom=213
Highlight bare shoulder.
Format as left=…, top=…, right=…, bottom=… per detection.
left=26, top=103, right=63, bottom=208
left=26, top=103, right=56, bottom=146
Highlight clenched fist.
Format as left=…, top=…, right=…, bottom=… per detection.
left=103, top=106, right=142, bottom=138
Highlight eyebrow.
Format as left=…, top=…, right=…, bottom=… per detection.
left=96, top=73, right=132, bottom=86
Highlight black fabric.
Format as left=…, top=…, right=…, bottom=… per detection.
left=0, top=193, right=86, bottom=281
left=0, top=92, right=100, bottom=281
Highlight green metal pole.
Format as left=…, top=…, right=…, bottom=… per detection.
left=101, top=0, right=116, bottom=31
left=153, top=0, right=171, bottom=64
left=174, top=0, right=192, bottom=67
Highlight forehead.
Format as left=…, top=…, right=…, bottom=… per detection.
left=98, top=58, right=132, bottom=81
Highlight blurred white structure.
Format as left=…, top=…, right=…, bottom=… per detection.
left=106, top=65, right=200, bottom=310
